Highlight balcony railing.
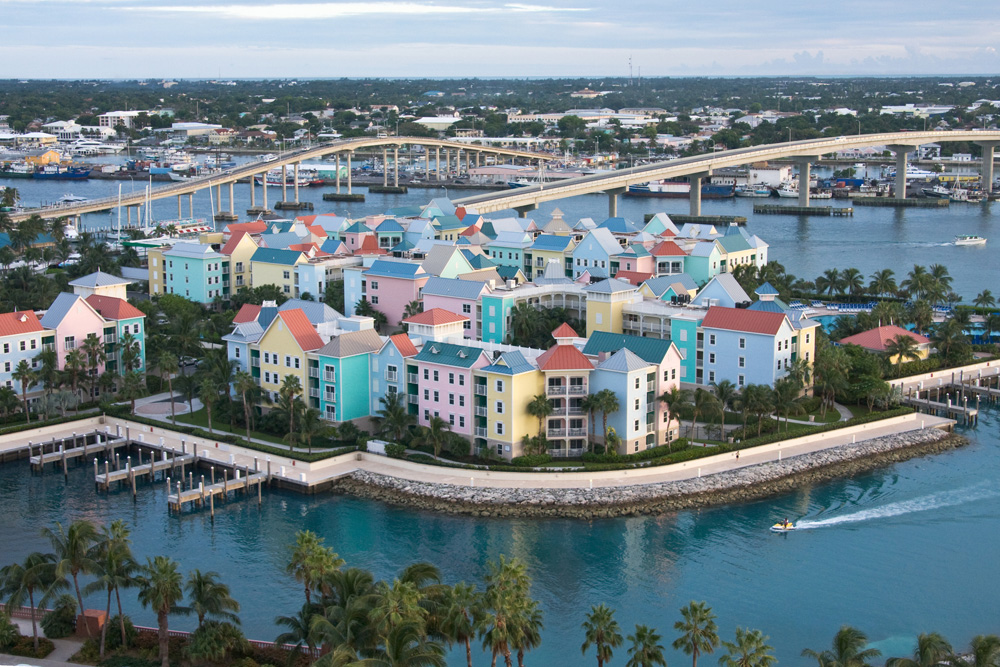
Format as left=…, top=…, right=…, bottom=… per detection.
left=407, top=373, right=418, bottom=384
left=64, top=341, right=77, bottom=350
left=309, top=388, right=320, bottom=398
left=569, top=428, right=588, bottom=437
left=324, top=393, right=336, bottom=403
left=474, top=427, right=487, bottom=438
left=408, top=395, right=419, bottom=404
left=250, top=358, right=260, bottom=367
left=308, top=367, right=319, bottom=378
left=323, top=372, right=336, bottom=382
left=42, top=343, right=55, bottom=352
left=474, top=406, right=487, bottom=417
left=546, top=385, right=567, bottom=396
left=647, top=380, right=655, bottom=391
left=548, top=447, right=585, bottom=458
left=646, top=423, right=655, bottom=433
left=547, top=428, right=567, bottom=438
left=385, top=372, right=398, bottom=383
left=568, top=385, right=587, bottom=395
left=474, top=384, right=487, bottom=396
left=567, top=406, right=583, bottom=415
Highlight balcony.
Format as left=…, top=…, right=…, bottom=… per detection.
left=647, top=380, right=655, bottom=391
left=569, top=428, right=588, bottom=437
left=549, top=447, right=584, bottom=458
left=42, top=343, right=55, bottom=352
left=309, top=388, right=320, bottom=398
left=407, top=373, right=418, bottom=384
left=474, top=406, right=487, bottom=417
left=324, top=393, right=337, bottom=403
left=567, top=406, right=583, bottom=415
left=385, top=372, right=398, bottom=383
left=568, top=385, right=587, bottom=395
left=408, top=395, right=419, bottom=405
left=64, top=341, right=77, bottom=350
left=104, top=334, right=118, bottom=344
left=323, top=372, right=336, bottom=382
left=546, top=385, right=567, bottom=396
left=251, top=358, right=260, bottom=367
left=474, top=427, right=487, bottom=438
left=474, top=384, right=487, bottom=396
left=646, top=423, right=655, bottom=433
left=308, top=367, right=320, bottom=378
left=547, top=428, right=567, bottom=438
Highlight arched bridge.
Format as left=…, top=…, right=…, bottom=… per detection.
left=8, top=136, right=555, bottom=223
left=454, top=130, right=1000, bottom=217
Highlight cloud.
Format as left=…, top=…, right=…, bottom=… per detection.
left=127, top=1, right=588, bottom=20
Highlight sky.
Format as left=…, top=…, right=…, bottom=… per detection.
left=2, top=0, right=999, bottom=79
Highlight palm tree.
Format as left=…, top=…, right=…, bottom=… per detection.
left=885, top=632, right=953, bottom=667
left=479, top=555, right=533, bottom=667
left=596, top=388, right=619, bottom=451
left=414, top=416, right=451, bottom=459
left=279, top=374, right=303, bottom=443
left=119, top=330, right=142, bottom=373
left=64, top=348, right=88, bottom=402
left=298, top=407, right=329, bottom=454
left=672, top=600, right=719, bottom=667
left=869, top=268, right=898, bottom=297
left=626, top=624, right=666, bottom=667
left=527, top=393, right=553, bottom=439
left=137, top=555, right=186, bottom=667
left=82, top=520, right=137, bottom=658
left=581, top=393, right=600, bottom=452
left=287, top=530, right=344, bottom=606
left=929, top=263, right=952, bottom=292
left=119, top=370, right=147, bottom=414
left=658, top=386, right=690, bottom=447
left=815, top=268, right=842, bottom=296
left=688, top=388, right=720, bottom=440
left=81, top=333, right=106, bottom=398
left=719, top=627, right=776, bottom=667
left=41, top=519, right=99, bottom=636
left=0, top=552, right=63, bottom=653
left=902, top=265, right=932, bottom=300
left=985, top=313, right=1000, bottom=345
left=274, top=603, right=320, bottom=658
left=909, top=300, right=934, bottom=335
left=375, top=391, right=416, bottom=444
left=802, top=625, right=881, bottom=667
left=34, top=348, right=60, bottom=404
left=841, top=267, right=864, bottom=295
left=974, top=290, right=996, bottom=310
left=158, top=352, right=179, bottom=423
left=0, top=386, right=20, bottom=419
left=582, top=604, right=624, bottom=667
left=931, top=318, right=970, bottom=364
left=442, top=582, right=482, bottom=667
left=403, top=299, right=423, bottom=321
left=12, top=359, right=37, bottom=422
left=771, top=378, right=805, bottom=432
left=884, top=334, right=921, bottom=368
left=186, top=570, right=241, bottom=629
left=711, top=379, right=738, bottom=439
left=233, top=370, right=258, bottom=442
left=362, top=621, right=446, bottom=667
left=954, top=635, right=1000, bottom=667
left=199, top=377, right=220, bottom=432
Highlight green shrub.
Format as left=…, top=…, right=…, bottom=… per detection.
left=145, top=375, right=164, bottom=393
left=72, top=638, right=101, bottom=664
left=5, top=635, right=55, bottom=658
left=40, top=593, right=77, bottom=638
left=583, top=440, right=690, bottom=464
left=100, top=656, right=159, bottom=667
left=406, top=453, right=437, bottom=464
left=103, top=614, right=139, bottom=651
left=0, top=610, right=20, bottom=648
left=385, top=443, right=407, bottom=459
left=510, top=453, right=553, bottom=467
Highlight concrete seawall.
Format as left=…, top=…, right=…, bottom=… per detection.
left=333, top=428, right=966, bottom=518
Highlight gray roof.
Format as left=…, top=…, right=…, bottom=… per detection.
left=532, top=261, right=574, bottom=285
left=489, top=231, right=533, bottom=247
left=643, top=274, right=697, bottom=296
left=40, top=293, right=84, bottom=328
left=596, top=348, right=649, bottom=373
left=259, top=231, right=305, bottom=250
left=687, top=240, right=721, bottom=257
left=695, top=273, right=751, bottom=304
left=68, top=271, right=130, bottom=288
left=279, top=299, right=342, bottom=324
left=421, top=276, right=489, bottom=300
left=222, top=321, right=264, bottom=344
left=481, top=351, right=536, bottom=376
left=163, top=242, right=222, bottom=260
left=584, top=277, right=636, bottom=294
left=578, top=228, right=623, bottom=257
left=316, top=328, right=383, bottom=358
left=420, top=245, right=470, bottom=277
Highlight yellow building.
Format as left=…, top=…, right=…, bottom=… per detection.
left=474, top=352, right=544, bottom=459
left=250, top=247, right=305, bottom=297
left=584, top=278, right=640, bottom=336
left=221, top=231, right=259, bottom=292
left=24, top=149, right=63, bottom=165
left=254, top=308, right=324, bottom=404
left=146, top=246, right=168, bottom=296
left=525, top=235, right=575, bottom=280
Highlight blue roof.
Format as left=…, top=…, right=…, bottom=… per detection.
left=755, top=281, right=780, bottom=296
left=643, top=274, right=697, bottom=296
left=597, top=216, right=642, bottom=234
left=496, top=266, right=524, bottom=282
left=342, top=221, right=370, bottom=234
left=387, top=206, right=423, bottom=217
left=460, top=249, right=496, bottom=270
left=530, top=234, right=574, bottom=252
left=365, top=259, right=426, bottom=279
left=414, top=342, right=485, bottom=368
left=482, top=351, right=535, bottom=375
left=40, top=293, right=82, bottom=328
left=582, top=331, right=675, bottom=365
left=391, top=239, right=416, bottom=253
left=320, top=238, right=346, bottom=254
left=251, top=247, right=303, bottom=266
left=375, top=218, right=405, bottom=233
left=747, top=300, right=786, bottom=313
left=421, top=276, right=488, bottom=300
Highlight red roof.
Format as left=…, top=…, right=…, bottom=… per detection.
left=296, top=215, right=317, bottom=225
left=220, top=230, right=255, bottom=256
left=388, top=333, right=418, bottom=357
left=459, top=223, right=481, bottom=237
left=455, top=206, right=467, bottom=221
left=0, top=310, right=44, bottom=337
left=275, top=308, right=323, bottom=351
left=306, top=225, right=327, bottom=238
left=840, top=325, right=930, bottom=352
left=650, top=240, right=687, bottom=256
left=233, top=304, right=261, bottom=324
left=551, top=322, right=578, bottom=338
left=404, top=308, right=469, bottom=326
left=226, top=221, right=267, bottom=236
left=612, top=270, right=653, bottom=286
left=84, top=295, right=145, bottom=321
left=536, top=343, right=594, bottom=372
left=355, top=235, right=386, bottom=256
left=287, top=242, right=331, bottom=257
left=660, top=229, right=676, bottom=238
left=700, top=307, right=788, bottom=335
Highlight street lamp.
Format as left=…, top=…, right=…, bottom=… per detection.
left=857, top=119, right=861, bottom=136
left=787, top=128, right=793, bottom=143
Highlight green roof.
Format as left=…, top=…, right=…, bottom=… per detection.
left=414, top=342, right=485, bottom=368
left=251, top=247, right=303, bottom=266
left=582, top=331, right=675, bottom=365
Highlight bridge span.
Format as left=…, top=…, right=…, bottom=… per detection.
left=454, top=130, right=1000, bottom=217
left=7, top=136, right=554, bottom=223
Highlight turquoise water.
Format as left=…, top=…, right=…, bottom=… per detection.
left=2, top=408, right=999, bottom=664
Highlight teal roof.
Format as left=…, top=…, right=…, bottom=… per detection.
left=376, top=218, right=405, bottom=233
left=387, top=206, right=423, bottom=217
left=342, top=221, right=370, bottom=234
left=391, top=239, right=416, bottom=253
left=755, top=281, right=780, bottom=296
left=366, top=259, right=426, bottom=279
left=460, top=249, right=496, bottom=270
left=251, top=247, right=303, bottom=266
left=433, top=214, right=465, bottom=231
left=718, top=234, right=752, bottom=253
left=496, top=266, right=525, bottom=282
left=414, top=342, right=485, bottom=368
left=618, top=243, right=651, bottom=258
left=747, top=300, right=787, bottom=313
left=582, top=331, right=675, bottom=365
left=481, top=351, right=535, bottom=375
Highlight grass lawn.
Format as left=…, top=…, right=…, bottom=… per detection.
left=845, top=403, right=875, bottom=419
left=802, top=407, right=842, bottom=424
left=175, top=408, right=287, bottom=445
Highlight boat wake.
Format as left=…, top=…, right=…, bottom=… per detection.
left=795, top=483, right=999, bottom=530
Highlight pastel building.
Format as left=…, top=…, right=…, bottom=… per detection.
left=572, top=228, right=622, bottom=280
left=420, top=277, right=491, bottom=339
left=473, top=350, right=544, bottom=459
left=370, top=333, right=419, bottom=415
left=699, top=307, right=798, bottom=387
left=534, top=324, right=594, bottom=455
left=344, top=260, right=429, bottom=325
left=250, top=248, right=305, bottom=297
left=40, top=294, right=112, bottom=374
left=84, top=295, right=147, bottom=374
left=525, top=234, right=575, bottom=279
left=255, top=308, right=323, bottom=403
left=412, top=341, right=490, bottom=436
left=0, top=311, right=48, bottom=397
left=312, top=328, right=383, bottom=422
left=160, top=243, right=229, bottom=304
left=584, top=278, right=641, bottom=335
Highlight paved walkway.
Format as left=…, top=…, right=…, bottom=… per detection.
left=6, top=617, right=83, bottom=665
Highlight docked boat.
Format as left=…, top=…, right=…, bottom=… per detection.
left=770, top=522, right=796, bottom=533
left=626, top=181, right=734, bottom=199
left=254, top=168, right=316, bottom=187
left=809, top=191, right=833, bottom=200
left=954, top=235, right=987, bottom=246
left=1, top=162, right=36, bottom=179
left=949, top=187, right=986, bottom=203
left=735, top=186, right=771, bottom=198
left=58, top=193, right=88, bottom=204
left=922, top=185, right=952, bottom=199
left=776, top=185, right=799, bottom=198
left=34, top=165, right=91, bottom=180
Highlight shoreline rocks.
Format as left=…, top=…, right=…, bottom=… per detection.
left=331, top=428, right=967, bottom=519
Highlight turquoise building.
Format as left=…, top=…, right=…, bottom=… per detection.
left=312, top=329, right=383, bottom=422
left=162, top=242, right=229, bottom=305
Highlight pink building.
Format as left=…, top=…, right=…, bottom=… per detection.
left=419, top=277, right=490, bottom=340
left=412, top=341, right=490, bottom=436
left=39, top=293, right=109, bottom=373
left=347, top=260, right=429, bottom=327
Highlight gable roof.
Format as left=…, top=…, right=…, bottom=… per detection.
left=597, top=348, right=649, bottom=373
left=251, top=247, right=304, bottom=266
left=0, top=310, right=44, bottom=337
left=40, top=293, right=99, bottom=329
left=755, top=282, right=780, bottom=296
left=279, top=299, right=342, bottom=324
left=414, top=341, right=486, bottom=368
left=583, top=331, right=676, bottom=364
left=385, top=333, right=418, bottom=357
left=225, top=221, right=268, bottom=235
left=840, top=325, right=930, bottom=351
left=221, top=231, right=253, bottom=256
left=597, top=216, right=643, bottom=234
left=271, top=308, right=324, bottom=351
left=68, top=271, right=130, bottom=289
left=530, top=234, right=574, bottom=252
left=642, top=274, right=697, bottom=296
left=375, top=218, right=405, bottom=233
left=421, top=276, right=489, bottom=300
left=84, top=295, right=145, bottom=320
left=700, top=307, right=788, bottom=336
left=536, top=343, right=594, bottom=372
left=365, top=259, right=427, bottom=279
left=316, top=328, right=383, bottom=358
left=695, top=273, right=751, bottom=305
left=617, top=243, right=650, bottom=258
left=577, top=228, right=623, bottom=257
left=650, top=240, right=687, bottom=257
left=404, top=308, right=469, bottom=326
left=233, top=304, right=262, bottom=324
left=356, top=235, right=387, bottom=255
left=482, top=350, right=536, bottom=375
left=584, top=277, right=636, bottom=294
left=552, top=322, right=578, bottom=338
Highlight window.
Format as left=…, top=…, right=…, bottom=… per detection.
left=739, top=356, right=745, bottom=368
left=806, top=333, right=811, bottom=343
left=634, top=419, right=640, bottom=431
left=777, top=360, right=782, bottom=370
left=462, top=304, right=471, bottom=314
left=495, top=380, right=504, bottom=392
left=448, top=373, right=455, bottom=385
left=709, top=334, right=716, bottom=345
left=679, top=329, right=688, bottom=342
left=235, top=348, right=241, bottom=358
left=285, top=355, right=291, bottom=367
left=294, top=358, right=300, bottom=369
left=459, top=395, right=465, bottom=407
left=423, top=389, right=429, bottom=400
left=663, top=411, right=669, bottom=423
left=424, top=410, right=430, bottom=421
left=264, top=371, right=271, bottom=383
left=634, top=398, right=640, bottom=410
left=739, top=337, right=746, bottom=349
left=3, top=362, right=8, bottom=372
left=738, top=374, right=745, bottom=387
left=371, top=296, right=379, bottom=304
left=449, top=393, right=455, bottom=405
left=433, top=370, right=439, bottom=381
left=463, top=321, right=471, bottom=330
left=19, top=341, right=25, bottom=351
left=423, top=369, right=429, bottom=380
left=708, top=371, right=716, bottom=383
left=371, top=281, right=379, bottom=289
left=671, top=369, right=676, bottom=379
left=283, top=271, right=290, bottom=279
left=433, top=390, right=439, bottom=402
left=495, top=401, right=504, bottom=414
left=459, top=375, right=465, bottom=386
left=1, top=344, right=7, bottom=353
left=449, top=414, right=455, bottom=426
left=459, top=416, right=465, bottom=428
left=634, top=378, right=640, bottom=389
left=709, top=353, right=716, bottom=364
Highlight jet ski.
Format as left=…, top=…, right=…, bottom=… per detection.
left=770, top=522, right=795, bottom=533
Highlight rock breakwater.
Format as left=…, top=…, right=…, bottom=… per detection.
left=333, top=428, right=966, bottom=518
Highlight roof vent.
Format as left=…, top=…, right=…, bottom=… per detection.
left=430, top=345, right=439, bottom=354
left=19, top=314, right=27, bottom=322
left=458, top=350, right=467, bottom=358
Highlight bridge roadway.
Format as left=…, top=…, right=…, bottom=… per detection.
left=454, top=130, right=1000, bottom=216
left=8, top=136, right=554, bottom=223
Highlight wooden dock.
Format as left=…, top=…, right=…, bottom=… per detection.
left=167, top=466, right=267, bottom=515
left=753, top=204, right=853, bottom=216
left=653, top=214, right=747, bottom=226
left=29, top=434, right=128, bottom=474
left=852, top=197, right=949, bottom=207
left=94, top=451, right=195, bottom=493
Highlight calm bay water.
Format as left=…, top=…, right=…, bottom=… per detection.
left=3, top=167, right=1000, bottom=663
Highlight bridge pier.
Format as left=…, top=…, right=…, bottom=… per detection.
left=690, top=175, right=703, bottom=216
left=262, top=177, right=268, bottom=210
left=177, top=196, right=182, bottom=218
left=606, top=187, right=626, bottom=217
left=797, top=158, right=811, bottom=207
left=514, top=203, right=537, bottom=218
left=228, top=182, right=235, bottom=216
left=977, top=141, right=998, bottom=193
left=347, top=153, right=353, bottom=195
left=293, top=163, right=300, bottom=203
left=250, top=176, right=256, bottom=208
left=394, top=147, right=399, bottom=187
left=188, top=194, right=194, bottom=217
left=383, top=147, right=388, bottom=187
left=281, top=165, right=288, bottom=203
left=888, top=145, right=914, bottom=198
left=476, top=151, right=481, bottom=168
left=335, top=154, right=341, bottom=193
left=436, top=147, right=441, bottom=181
left=425, top=147, right=431, bottom=180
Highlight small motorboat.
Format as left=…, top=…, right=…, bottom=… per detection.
left=954, top=235, right=987, bottom=246
left=770, top=522, right=795, bottom=533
